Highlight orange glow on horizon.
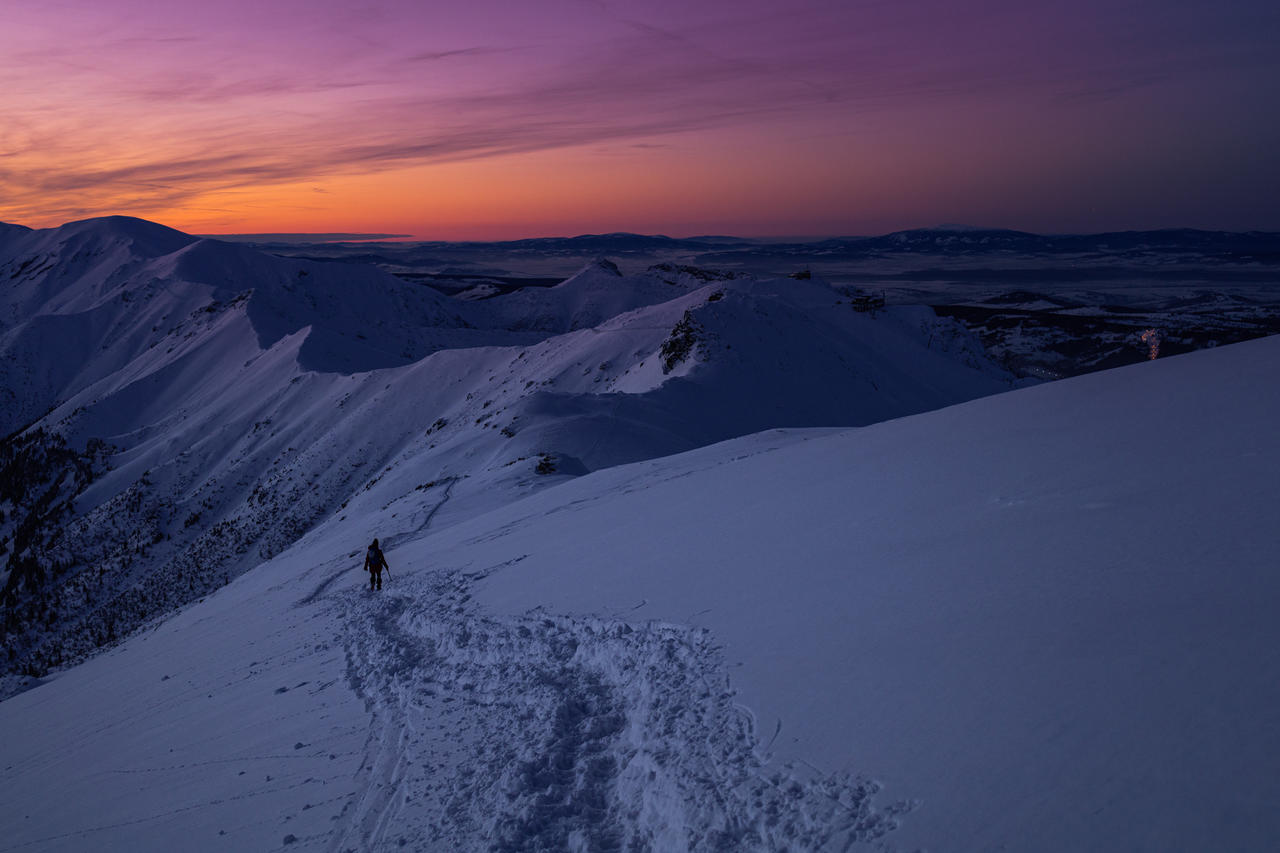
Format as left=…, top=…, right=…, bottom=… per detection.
left=4, top=1, right=1278, bottom=239
left=38, top=134, right=905, bottom=240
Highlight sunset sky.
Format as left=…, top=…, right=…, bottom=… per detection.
left=3, top=0, right=1277, bottom=239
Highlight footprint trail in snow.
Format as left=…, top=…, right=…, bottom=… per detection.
left=325, top=568, right=906, bottom=851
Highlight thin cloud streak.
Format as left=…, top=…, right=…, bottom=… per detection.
left=401, top=46, right=516, bottom=63
left=1, top=0, right=1278, bottom=232
left=3, top=24, right=874, bottom=221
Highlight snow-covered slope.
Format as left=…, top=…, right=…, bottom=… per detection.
left=475, top=258, right=740, bottom=333
left=419, top=334, right=1280, bottom=851
left=0, top=216, right=1016, bottom=694
left=1, top=333, right=1275, bottom=851
left=0, top=216, right=481, bottom=434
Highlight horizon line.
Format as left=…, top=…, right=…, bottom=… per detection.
left=7, top=215, right=1280, bottom=244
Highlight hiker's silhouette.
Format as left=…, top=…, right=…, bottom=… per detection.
left=364, top=539, right=388, bottom=590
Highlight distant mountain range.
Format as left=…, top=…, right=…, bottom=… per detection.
left=229, top=226, right=1280, bottom=259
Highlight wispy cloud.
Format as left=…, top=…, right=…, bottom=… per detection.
left=2, top=18, right=877, bottom=223
left=2, top=0, right=1277, bottom=231
left=400, top=46, right=515, bottom=64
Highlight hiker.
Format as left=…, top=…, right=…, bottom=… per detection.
left=364, top=538, right=389, bottom=590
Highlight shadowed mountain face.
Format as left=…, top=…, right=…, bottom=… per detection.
left=0, top=216, right=485, bottom=433
left=0, top=217, right=1018, bottom=691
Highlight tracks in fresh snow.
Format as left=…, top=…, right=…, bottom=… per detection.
left=321, top=568, right=905, bottom=851
left=298, top=478, right=459, bottom=608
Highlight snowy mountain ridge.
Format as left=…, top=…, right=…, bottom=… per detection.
left=0, top=216, right=1017, bottom=695
left=1, top=321, right=1276, bottom=851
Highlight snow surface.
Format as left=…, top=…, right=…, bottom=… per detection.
left=416, top=335, right=1280, bottom=851
left=3, top=216, right=1278, bottom=850
left=1, top=328, right=1278, bottom=849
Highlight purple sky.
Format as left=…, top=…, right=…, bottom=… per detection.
left=2, top=0, right=1277, bottom=237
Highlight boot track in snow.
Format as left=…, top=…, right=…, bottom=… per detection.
left=320, top=567, right=906, bottom=851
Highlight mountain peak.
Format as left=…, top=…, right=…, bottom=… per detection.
left=588, top=257, right=622, bottom=276
left=557, top=257, right=623, bottom=284
left=51, top=215, right=197, bottom=256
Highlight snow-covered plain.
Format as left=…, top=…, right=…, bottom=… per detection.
left=2, top=217, right=1278, bottom=850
